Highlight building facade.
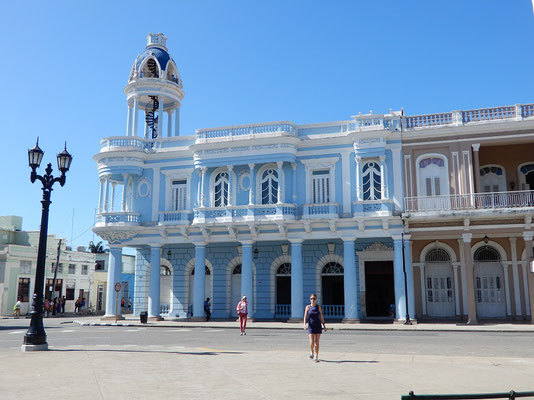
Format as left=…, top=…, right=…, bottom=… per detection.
left=0, top=216, right=96, bottom=316
left=93, top=33, right=534, bottom=323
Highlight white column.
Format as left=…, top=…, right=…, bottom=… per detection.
left=121, top=174, right=128, bottom=212
left=523, top=231, right=534, bottom=321
left=227, top=166, right=233, bottom=206
left=503, top=263, right=512, bottom=316
left=249, top=164, right=255, bottom=205
left=458, top=239, right=468, bottom=315
left=174, top=108, right=180, bottom=136
left=98, top=179, right=105, bottom=213
left=472, top=144, right=481, bottom=193
left=110, top=183, right=116, bottom=212
left=379, top=155, right=387, bottom=199
left=418, top=265, right=426, bottom=315
left=452, top=264, right=461, bottom=316
left=103, top=178, right=110, bottom=212
left=510, top=237, right=522, bottom=317
left=157, top=97, right=164, bottom=138
left=126, top=102, right=133, bottom=136
left=291, top=163, right=297, bottom=203
left=200, top=167, right=207, bottom=208
left=392, top=146, right=402, bottom=210
left=167, top=110, right=173, bottom=138
left=277, top=161, right=284, bottom=204
left=131, top=96, right=139, bottom=137
left=355, top=156, right=363, bottom=201
left=522, top=263, right=531, bottom=316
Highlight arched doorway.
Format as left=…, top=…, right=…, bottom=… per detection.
left=230, top=264, right=241, bottom=318
left=275, top=263, right=291, bottom=317
left=425, top=248, right=455, bottom=317
left=474, top=246, right=506, bottom=318
left=189, top=265, right=212, bottom=316
left=321, top=262, right=344, bottom=318
left=160, top=265, right=172, bottom=314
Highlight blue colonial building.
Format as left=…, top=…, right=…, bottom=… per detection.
left=93, top=33, right=415, bottom=322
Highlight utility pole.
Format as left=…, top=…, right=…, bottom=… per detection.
left=51, top=239, right=62, bottom=315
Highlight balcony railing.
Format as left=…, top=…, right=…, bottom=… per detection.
left=405, top=103, right=534, bottom=130
left=195, top=121, right=297, bottom=142
left=158, top=210, right=193, bottom=225
left=193, top=204, right=297, bottom=223
left=96, top=212, right=140, bottom=225
left=322, top=304, right=344, bottom=318
left=302, top=203, right=339, bottom=219
left=275, top=304, right=291, bottom=317
left=100, top=137, right=155, bottom=151
left=404, top=190, right=534, bottom=213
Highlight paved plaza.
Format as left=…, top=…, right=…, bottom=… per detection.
left=1, top=317, right=534, bottom=399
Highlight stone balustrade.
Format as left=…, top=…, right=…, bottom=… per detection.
left=405, top=103, right=534, bottom=130
left=158, top=211, right=193, bottom=225
left=404, top=190, right=534, bottom=213
left=100, top=137, right=155, bottom=151
left=95, top=212, right=140, bottom=226
left=302, top=203, right=339, bottom=219
left=321, top=304, right=344, bottom=318
left=196, top=121, right=297, bottom=142
left=275, top=304, right=291, bottom=317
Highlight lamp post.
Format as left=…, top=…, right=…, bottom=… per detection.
left=22, top=139, right=72, bottom=352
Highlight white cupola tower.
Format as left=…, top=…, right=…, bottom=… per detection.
left=124, top=33, right=184, bottom=138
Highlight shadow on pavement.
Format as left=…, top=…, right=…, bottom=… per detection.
left=50, top=349, right=244, bottom=356
left=0, top=325, right=61, bottom=331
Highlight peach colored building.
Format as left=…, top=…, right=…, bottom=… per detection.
left=402, top=104, right=534, bottom=323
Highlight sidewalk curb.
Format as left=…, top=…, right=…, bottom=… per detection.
left=71, top=320, right=534, bottom=333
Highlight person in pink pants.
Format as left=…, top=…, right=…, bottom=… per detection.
left=236, top=295, right=248, bottom=335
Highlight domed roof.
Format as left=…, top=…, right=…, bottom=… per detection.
left=135, top=46, right=171, bottom=71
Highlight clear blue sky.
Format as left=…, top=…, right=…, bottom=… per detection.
left=1, top=1, right=533, bottom=250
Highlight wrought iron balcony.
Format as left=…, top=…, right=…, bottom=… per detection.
left=404, top=190, right=534, bottom=214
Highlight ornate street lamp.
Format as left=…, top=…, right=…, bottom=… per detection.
left=22, top=139, right=72, bottom=352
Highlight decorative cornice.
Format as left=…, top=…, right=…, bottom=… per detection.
left=362, top=242, right=393, bottom=252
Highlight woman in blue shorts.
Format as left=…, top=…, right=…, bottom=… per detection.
left=303, top=293, right=326, bottom=362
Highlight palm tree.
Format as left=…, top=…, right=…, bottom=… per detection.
left=88, top=241, right=108, bottom=253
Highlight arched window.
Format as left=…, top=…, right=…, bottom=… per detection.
left=276, top=263, right=291, bottom=275
left=425, top=248, right=451, bottom=263
left=321, top=262, right=344, bottom=307
left=322, top=262, right=344, bottom=275
left=362, top=161, right=381, bottom=200
left=191, top=266, right=211, bottom=275
left=480, top=165, right=505, bottom=193
left=519, top=163, right=534, bottom=191
left=214, top=172, right=229, bottom=207
left=261, top=168, right=278, bottom=205
left=276, top=263, right=291, bottom=311
left=418, top=156, right=448, bottom=196
left=474, top=247, right=500, bottom=262
left=233, top=264, right=242, bottom=275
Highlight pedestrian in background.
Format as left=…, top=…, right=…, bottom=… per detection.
left=13, top=298, right=21, bottom=317
left=44, top=298, right=50, bottom=317
left=204, top=298, right=211, bottom=321
left=236, top=295, right=248, bottom=335
left=61, top=296, right=66, bottom=314
left=304, top=293, right=326, bottom=362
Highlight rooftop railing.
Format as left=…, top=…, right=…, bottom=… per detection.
left=196, top=121, right=297, bottom=142
left=100, top=137, right=155, bottom=151
left=404, top=191, right=534, bottom=213
left=405, top=103, right=534, bottom=130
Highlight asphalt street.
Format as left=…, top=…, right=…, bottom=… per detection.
left=1, top=318, right=534, bottom=358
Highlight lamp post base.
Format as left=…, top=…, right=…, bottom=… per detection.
left=21, top=343, right=48, bottom=352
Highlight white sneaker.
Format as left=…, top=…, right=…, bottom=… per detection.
left=240, top=332, right=243, bottom=336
